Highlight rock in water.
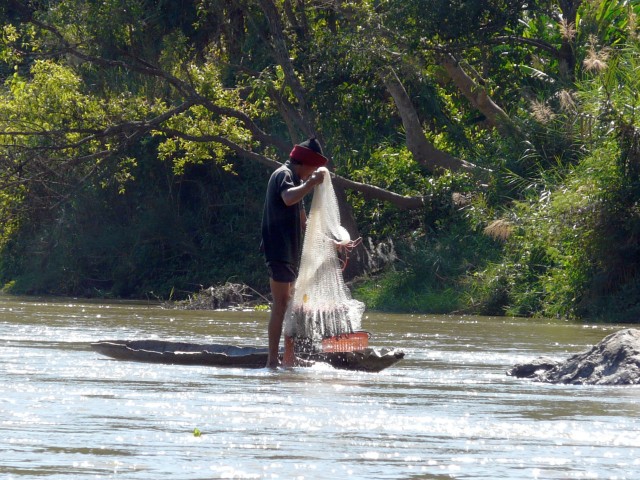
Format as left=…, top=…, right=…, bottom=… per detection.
left=507, top=356, right=558, bottom=379
left=508, top=328, right=640, bottom=385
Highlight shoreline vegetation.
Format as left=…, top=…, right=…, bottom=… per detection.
left=2, top=2, right=640, bottom=323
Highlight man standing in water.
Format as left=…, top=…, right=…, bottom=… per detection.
left=261, top=138, right=327, bottom=368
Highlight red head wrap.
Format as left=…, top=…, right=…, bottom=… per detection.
left=289, top=146, right=327, bottom=167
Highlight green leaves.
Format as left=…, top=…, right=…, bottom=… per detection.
left=1, top=0, right=639, bottom=315
left=470, top=34, right=640, bottom=320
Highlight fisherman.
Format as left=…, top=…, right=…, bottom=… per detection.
left=261, top=138, right=327, bottom=368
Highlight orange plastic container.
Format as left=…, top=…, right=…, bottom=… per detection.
left=321, top=331, right=369, bottom=352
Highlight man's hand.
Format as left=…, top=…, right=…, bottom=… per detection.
left=334, top=237, right=362, bottom=271
left=334, top=237, right=362, bottom=253
left=306, top=168, right=325, bottom=187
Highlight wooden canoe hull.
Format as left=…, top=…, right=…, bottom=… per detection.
left=91, top=339, right=404, bottom=372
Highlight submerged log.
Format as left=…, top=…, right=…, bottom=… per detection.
left=508, top=329, right=640, bottom=385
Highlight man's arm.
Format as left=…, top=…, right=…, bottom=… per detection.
left=281, top=170, right=325, bottom=206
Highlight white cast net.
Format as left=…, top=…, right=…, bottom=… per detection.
left=284, top=167, right=365, bottom=345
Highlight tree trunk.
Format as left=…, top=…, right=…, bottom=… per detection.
left=223, top=1, right=245, bottom=65
left=439, top=54, right=520, bottom=138
left=381, top=68, right=477, bottom=174
left=283, top=0, right=308, bottom=42
left=257, top=0, right=316, bottom=139
left=557, top=0, right=581, bottom=82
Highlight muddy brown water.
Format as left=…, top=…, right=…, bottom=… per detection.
left=1, top=295, right=639, bottom=479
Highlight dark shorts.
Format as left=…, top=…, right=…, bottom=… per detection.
left=267, top=261, right=298, bottom=283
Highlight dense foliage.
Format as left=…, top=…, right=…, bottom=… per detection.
left=1, top=1, right=639, bottom=322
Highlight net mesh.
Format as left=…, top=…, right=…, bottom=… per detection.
left=284, top=167, right=365, bottom=348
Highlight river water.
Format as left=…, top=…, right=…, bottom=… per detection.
left=1, top=295, right=639, bottom=479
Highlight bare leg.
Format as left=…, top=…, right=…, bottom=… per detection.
left=283, top=335, right=295, bottom=368
left=266, top=278, right=292, bottom=368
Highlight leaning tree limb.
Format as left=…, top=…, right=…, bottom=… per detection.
left=438, top=53, right=521, bottom=138
left=381, top=67, right=478, bottom=175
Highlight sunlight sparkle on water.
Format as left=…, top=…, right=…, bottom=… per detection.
left=1, top=299, right=639, bottom=479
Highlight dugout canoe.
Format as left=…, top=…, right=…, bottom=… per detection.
left=91, top=339, right=404, bottom=372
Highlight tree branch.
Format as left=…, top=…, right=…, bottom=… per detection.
left=332, top=175, right=427, bottom=210
left=490, top=35, right=561, bottom=58
left=6, top=2, right=430, bottom=214
left=10, top=2, right=290, bottom=157
left=256, top=0, right=317, bottom=139
left=439, top=53, right=521, bottom=138
left=157, top=126, right=427, bottom=209
left=381, top=67, right=478, bottom=174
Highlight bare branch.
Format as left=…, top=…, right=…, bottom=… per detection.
left=332, top=175, right=427, bottom=210
left=490, top=35, right=561, bottom=58
left=158, top=127, right=427, bottom=210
